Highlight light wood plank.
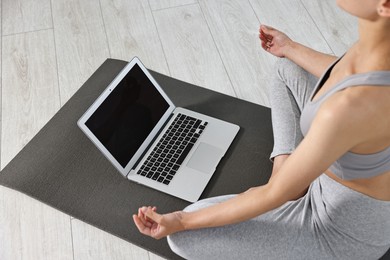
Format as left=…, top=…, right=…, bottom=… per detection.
left=52, top=0, right=110, bottom=104
left=153, top=4, right=235, bottom=96
left=300, top=0, right=358, bottom=56
left=148, top=0, right=196, bottom=11
left=2, top=0, right=52, bottom=35
left=0, top=186, right=73, bottom=260
left=198, top=0, right=272, bottom=106
left=1, top=30, right=60, bottom=169
left=100, top=0, right=168, bottom=74
left=71, top=218, right=150, bottom=260
left=249, top=0, right=333, bottom=54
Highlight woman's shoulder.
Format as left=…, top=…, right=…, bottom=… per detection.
left=322, top=81, right=389, bottom=113
left=318, top=84, right=390, bottom=151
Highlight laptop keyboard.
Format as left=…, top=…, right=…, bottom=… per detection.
left=137, top=113, right=208, bottom=185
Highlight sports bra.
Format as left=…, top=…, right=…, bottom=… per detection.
left=300, top=57, right=390, bottom=180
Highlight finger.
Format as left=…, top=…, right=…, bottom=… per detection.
left=133, top=214, right=152, bottom=236
left=138, top=207, right=148, bottom=220
left=260, top=30, right=272, bottom=42
left=261, top=41, right=267, bottom=50
left=259, top=32, right=267, bottom=42
left=260, top=25, right=276, bottom=40
left=260, top=24, right=274, bottom=32
left=140, top=206, right=155, bottom=217
left=142, top=207, right=163, bottom=223
left=146, top=207, right=158, bottom=223
left=144, top=207, right=155, bottom=224
left=138, top=207, right=153, bottom=227
left=143, top=207, right=161, bottom=222
left=259, top=31, right=271, bottom=43
left=261, top=42, right=269, bottom=51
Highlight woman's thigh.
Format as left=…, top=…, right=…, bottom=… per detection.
left=167, top=195, right=320, bottom=260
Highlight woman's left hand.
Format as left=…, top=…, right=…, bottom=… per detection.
left=133, top=206, right=186, bottom=239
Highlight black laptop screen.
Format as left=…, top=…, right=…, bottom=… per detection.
left=85, top=64, right=170, bottom=168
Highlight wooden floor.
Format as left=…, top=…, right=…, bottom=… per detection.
left=0, top=0, right=357, bottom=259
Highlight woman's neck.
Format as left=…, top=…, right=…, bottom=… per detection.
left=349, top=19, right=390, bottom=72
left=357, top=19, right=390, bottom=55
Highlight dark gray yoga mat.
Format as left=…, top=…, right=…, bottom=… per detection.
left=0, top=59, right=274, bottom=259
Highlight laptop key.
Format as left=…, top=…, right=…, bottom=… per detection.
left=152, top=172, right=160, bottom=180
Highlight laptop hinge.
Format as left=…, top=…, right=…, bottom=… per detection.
left=131, top=113, right=175, bottom=170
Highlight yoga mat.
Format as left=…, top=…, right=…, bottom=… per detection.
left=0, top=59, right=274, bottom=259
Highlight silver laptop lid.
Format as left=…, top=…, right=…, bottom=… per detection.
left=78, top=57, right=175, bottom=176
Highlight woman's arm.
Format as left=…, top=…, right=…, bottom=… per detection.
left=259, top=25, right=338, bottom=77
left=284, top=42, right=338, bottom=78
left=133, top=93, right=366, bottom=238
left=181, top=96, right=363, bottom=230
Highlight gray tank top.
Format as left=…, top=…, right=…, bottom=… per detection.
left=300, top=57, right=390, bottom=180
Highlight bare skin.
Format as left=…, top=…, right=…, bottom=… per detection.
left=133, top=0, right=390, bottom=240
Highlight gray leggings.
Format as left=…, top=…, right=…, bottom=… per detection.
left=167, top=59, right=390, bottom=260
left=268, top=59, right=317, bottom=159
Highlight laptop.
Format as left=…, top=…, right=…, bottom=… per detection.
left=78, top=57, right=239, bottom=202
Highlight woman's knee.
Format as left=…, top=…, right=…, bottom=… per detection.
left=167, top=231, right=199, bottom=259
left=167, top=233, right=183, bottom=257
left=270, top=58, right=316, bottom=106
left=273, top=58, right=306, bottom=84
left=167, top=195, right=237, bottom=258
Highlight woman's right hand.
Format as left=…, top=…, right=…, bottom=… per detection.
left=259, top=25, right=293, bottom=58
left=133, top=206, right=186, bottom=239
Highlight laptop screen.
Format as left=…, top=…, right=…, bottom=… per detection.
left=85, top=64, right=170, bottom=168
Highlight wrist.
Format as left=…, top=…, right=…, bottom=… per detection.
left=175, top=211, right=190, bottom=231
left=282, top=40, right=297, bottom=59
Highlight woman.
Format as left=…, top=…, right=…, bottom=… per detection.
left=133, top=1, right=390, bottom=259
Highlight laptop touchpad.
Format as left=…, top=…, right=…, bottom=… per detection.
left=187, top=143, right=223, bottom=174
